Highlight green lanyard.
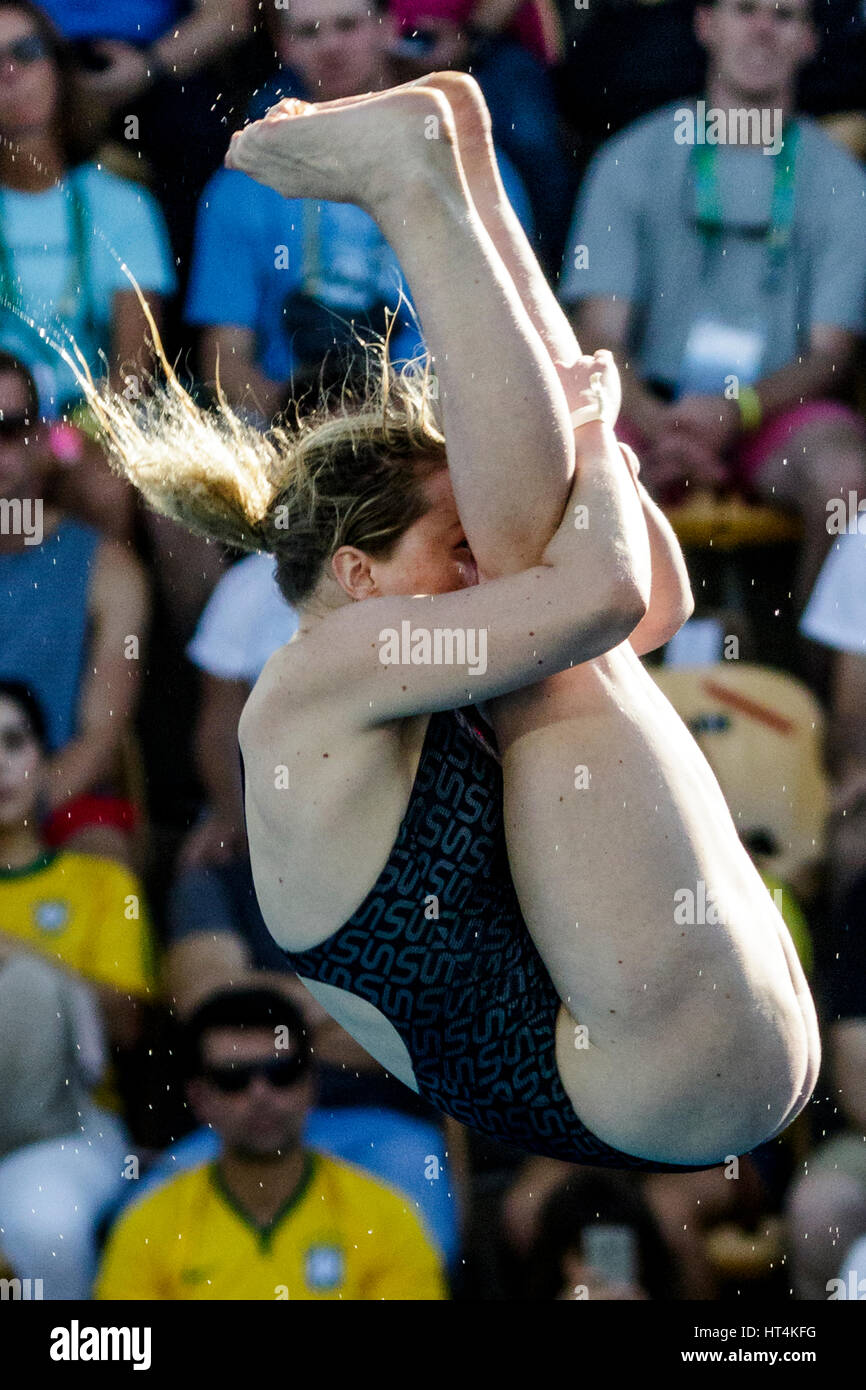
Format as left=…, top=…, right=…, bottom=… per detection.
left=301, top=199, right=322, bottom=296
left=691, top=122, right=799, bottom=293
left=0, top=168, right=95, bottom=360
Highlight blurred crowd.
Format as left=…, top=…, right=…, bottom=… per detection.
left=1, top=0, right=866, bottom=1301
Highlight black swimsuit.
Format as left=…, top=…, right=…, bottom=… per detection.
left=242, top=707, right=716, bottom=1172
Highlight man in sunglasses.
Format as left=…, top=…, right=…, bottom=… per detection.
left=95, top=986, right=447, bottom=1299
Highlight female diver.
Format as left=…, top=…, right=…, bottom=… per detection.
left=67, top=73, right=820, bottom=1172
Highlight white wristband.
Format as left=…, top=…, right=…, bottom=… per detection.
left=569, top=371, right=607, bottom=429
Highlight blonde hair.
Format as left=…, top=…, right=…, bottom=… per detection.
left=56, top=282, right=448, bottom=606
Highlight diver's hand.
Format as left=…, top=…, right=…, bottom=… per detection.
left=564, top=349, right=622, bottom=431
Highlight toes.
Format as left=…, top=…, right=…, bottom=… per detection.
left=225, top=123, right=265, bottom=172
left=224, top=130, right=243, bottom=168
left=264, top=98, right=312, bottom=121
left=429, top=70, right=489, bottom=117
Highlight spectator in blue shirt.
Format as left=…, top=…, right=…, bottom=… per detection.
left=185, top=0, right=533, bottom=418
left=0, top=3, right=226, bottom=654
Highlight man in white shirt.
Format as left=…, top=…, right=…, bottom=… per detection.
left=182, top=552, right=299, bottom=869
left=800, top=531, right=866, bottom=903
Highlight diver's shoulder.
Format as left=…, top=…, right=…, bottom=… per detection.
left=239, top=617, right=359, bottom=751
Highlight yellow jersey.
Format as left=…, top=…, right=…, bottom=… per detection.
left=760, top=870, right=813, bottom=978
left=95, top=1151, right=448, bottom=1300
left=0, top=848, right=156, bottom=998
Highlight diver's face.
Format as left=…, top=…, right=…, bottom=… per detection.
left=187, top=1027, right=314, bottom=1158
left=362, top=468, right=478, bottom=598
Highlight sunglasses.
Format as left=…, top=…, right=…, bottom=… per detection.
left=722, top=0, right=807, bottom=19
left=0, top=34, right=50, bottom=66
left=0, top=414, right=32, bottom=440
left=202, top=1054, right=309, bottom=1093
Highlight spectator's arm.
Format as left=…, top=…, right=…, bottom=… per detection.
left=47, top=434, right=136, bottom=543
left=559, top=136, right=666, bottom=434
left=306, top=1008, right=394, bottom=1074
left=576, top=299, right=730, bottom=488
left=829, top=1020, right=866, bottom=1133
left=103, top=181, right=175, bottom=400
left=746, top=324, right=860, bottom=422
left=199, top=326, right=287, bottom=420
left=44, top=540, right=149, bottom=813
left=194, top=674, right=248, bottom=817
left=110, top=289, right=165, bottom=395
left=151, top=0, right=251, bottom=79
left=83, top=861, right=158, bottom=1044
left=80, top=0, right=252, bottom=106
left=739, top=141, right=866, bottom=423
left=178, top=672, right=250, bottom=869
left=642, top=1173, right=722, bottom=1299
left=827, top=651, right=866, bottom=787
left=92, top=984, right=148, bottom=1049
left=187, top=168, right=290, bottom=418
left=143, top=511, right=227, bottom=646
left=500, top=1155, right=575, bottom=1256
left=164, top=933, right=251, bottom=1015
left=442, top=1117, right=471, bottom=1240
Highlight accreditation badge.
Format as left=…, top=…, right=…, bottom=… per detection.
left=675, top=317, right=765, bottom=399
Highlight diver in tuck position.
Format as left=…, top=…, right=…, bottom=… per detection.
left=72, top=72, right=820, bottom=1171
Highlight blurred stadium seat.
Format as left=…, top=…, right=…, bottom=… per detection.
left=651, top=662, right=829, bottom=891
left=664, top=489, right=803, bottom=553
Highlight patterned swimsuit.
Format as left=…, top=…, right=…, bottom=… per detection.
left=243, top=706, right=713, bottom=1171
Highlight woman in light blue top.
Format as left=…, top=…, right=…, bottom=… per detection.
left=0, top=1, right=176, bottom=421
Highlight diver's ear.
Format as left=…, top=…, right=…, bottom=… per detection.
left=331, top=546, right=378, bottom=601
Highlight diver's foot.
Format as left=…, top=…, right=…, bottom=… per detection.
left=411, top=72, right=501, bottom=201
left=225, top=86, right=463, bottom=212
left=287, top=73, right=501, bottom=211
